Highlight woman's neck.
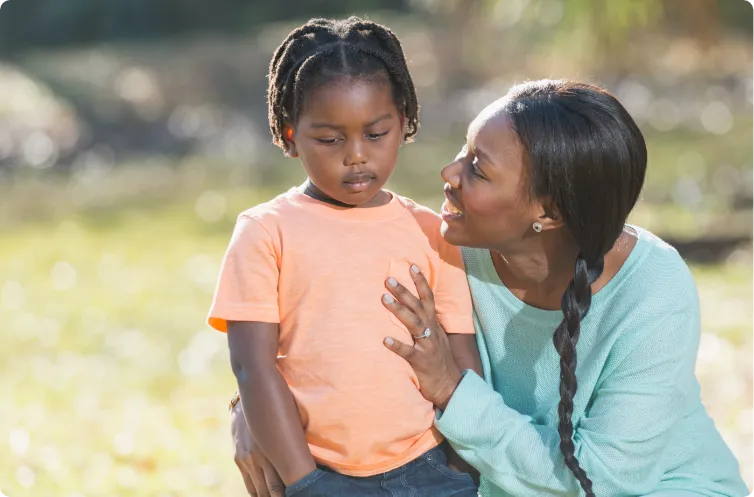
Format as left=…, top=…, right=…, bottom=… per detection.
left=491, top=228, right=637, bottom=311
left=492, top=231, right=579, bottom=311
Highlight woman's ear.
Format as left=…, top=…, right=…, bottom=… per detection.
left=537, top=198, right=566, bottom=230
left=282, top=124, right=298, bottom=158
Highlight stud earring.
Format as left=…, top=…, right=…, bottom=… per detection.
left=533, top=222, right=543, bottom=233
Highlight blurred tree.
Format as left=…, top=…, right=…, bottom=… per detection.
left=408, top=0, right=664, bottom=85
left=408, top=0, right=750, bottom=85
left=408, top=0, right=486, bottom=92
left=0, top=0, right=409, bottom=57
left=559, top=0, right=662, bottom=66
left=671, top=0, right=719, bottom=48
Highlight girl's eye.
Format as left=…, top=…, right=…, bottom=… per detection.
left=366, top=131, right=389, bottom=140
left=315, top=138, right=339, bottom=145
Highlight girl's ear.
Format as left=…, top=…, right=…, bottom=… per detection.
left=282, top=124, right=298, bottom=158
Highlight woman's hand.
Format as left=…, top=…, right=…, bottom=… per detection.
left=230, top=403, right=285, bottom=497
left=381, top=264, right=464, bottom=410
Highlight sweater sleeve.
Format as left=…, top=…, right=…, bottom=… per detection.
left=435, top=309, right=700, bottom=496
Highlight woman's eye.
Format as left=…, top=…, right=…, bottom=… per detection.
left=469, top=157, right=486, bottom=180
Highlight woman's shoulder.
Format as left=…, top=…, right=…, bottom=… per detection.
left=617, top=226, right=698, bottom=306
left=594, top=226, right=701, bottom=355
left=597, top=228, right=703, bottom=379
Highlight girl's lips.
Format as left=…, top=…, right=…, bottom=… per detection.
left=342, top=177, right=374, bottom=193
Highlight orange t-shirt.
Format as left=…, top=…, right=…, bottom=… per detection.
left=207, top=187, right=474, bottom=476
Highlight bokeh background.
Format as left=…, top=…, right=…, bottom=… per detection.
left=0, top=0, right=751, bottom=495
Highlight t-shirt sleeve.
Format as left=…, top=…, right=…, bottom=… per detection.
left=207, top=214, right=280, bottom=332
left=434, top=236, right=474, bottom=335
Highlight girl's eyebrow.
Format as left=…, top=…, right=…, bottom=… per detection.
left=310, top=113, right=393, bottom=129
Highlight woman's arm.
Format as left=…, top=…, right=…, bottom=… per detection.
left=444, top=334, right=482, bottom=481
left=447, top=334, right=482, bottom=377
left=382, top=268, right=706, bottom=496
left=434, top=310, right=696, bottom=496
left=228, top=321, right=316, bottom=486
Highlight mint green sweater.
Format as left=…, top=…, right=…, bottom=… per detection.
left=435, top=227, right=748, bottom=497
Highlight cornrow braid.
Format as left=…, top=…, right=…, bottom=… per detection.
left=266, top=16, right=419, bottom=150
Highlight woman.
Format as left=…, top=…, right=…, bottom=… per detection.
left=229, top=80, right=748, bottom=496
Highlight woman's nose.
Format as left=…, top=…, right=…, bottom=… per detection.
left=441, top=160, right=462, bottom=189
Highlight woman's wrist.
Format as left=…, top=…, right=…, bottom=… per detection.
left=436, top=367, right=464, bottom=411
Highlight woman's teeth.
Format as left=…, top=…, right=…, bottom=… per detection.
left=442, top=199, right=463, bottom=218
left=446, top=202, right=462, bottom=215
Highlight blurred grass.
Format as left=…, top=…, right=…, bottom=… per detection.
left=0, top=174, right=751, bottom=495
left=0, top=7, right=750, bottom=495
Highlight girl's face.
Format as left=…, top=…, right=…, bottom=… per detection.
left=286, top=77, right=405, bottom=207
left=439, top=100, right=544, bottom=249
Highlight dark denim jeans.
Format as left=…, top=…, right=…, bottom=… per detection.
left=285, top=445, right=478, bottom=497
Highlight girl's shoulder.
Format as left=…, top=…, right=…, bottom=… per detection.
left=237, top=187, right=307, bottom=225
left=392, top=192, right=440, bottom=220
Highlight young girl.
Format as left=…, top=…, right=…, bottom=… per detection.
left=208, top=17, right=481, bottom=496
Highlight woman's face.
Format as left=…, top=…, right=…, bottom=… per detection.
left=440, top=100, right=543, bottom=250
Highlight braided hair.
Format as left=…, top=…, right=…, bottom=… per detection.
left=503, top=80, right=647, bottom=496
left=266, top=16, right=419, bottom=150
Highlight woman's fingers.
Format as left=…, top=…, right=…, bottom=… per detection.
left=242, top=469, right=262, bottom=497
left=261, top=458, right=285, bottom=497
left=408, top=264, right=435, bottom=310
left=382, top=293, right=427, bottom=334
left=385, top=276, right=424, bottom=315
left=384, top=336, right=417, bottom=362
left=252, top=464, right=273, bottom=497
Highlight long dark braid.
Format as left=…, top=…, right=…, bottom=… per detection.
left=504, top=80, right=647, bottom=496
left=552, top=255, right=604, bottom=497
left=266, top=17, right=419, bottom=150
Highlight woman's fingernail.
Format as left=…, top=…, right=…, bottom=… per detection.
left=385, top=337, right=394, bottom=346
left=411, top=264, right=420, bottom=274
left=387, top=277, right=398, bottom=287
left=383, top=294, right=394, bottom=304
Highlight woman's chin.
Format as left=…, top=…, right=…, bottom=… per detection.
left=440, top=221, right=466, bottom=246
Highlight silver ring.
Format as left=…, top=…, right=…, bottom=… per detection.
left=412, top=327, right=431, bottom=340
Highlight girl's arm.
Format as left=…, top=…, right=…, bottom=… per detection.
left=227, top=320, right=316, bottom=486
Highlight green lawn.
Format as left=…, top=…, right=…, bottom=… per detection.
left=0, top=187, right=751, bottom=496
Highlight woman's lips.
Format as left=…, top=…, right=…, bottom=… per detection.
left=441, top=196, right=463, bottom=220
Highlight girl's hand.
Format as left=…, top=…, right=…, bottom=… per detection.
left=381, top=264, right=463, bottom=410
left=230, top=403, right=285, bottom=497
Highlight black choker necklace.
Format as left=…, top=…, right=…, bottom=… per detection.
left=303, top=180, right=356, bottom=208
